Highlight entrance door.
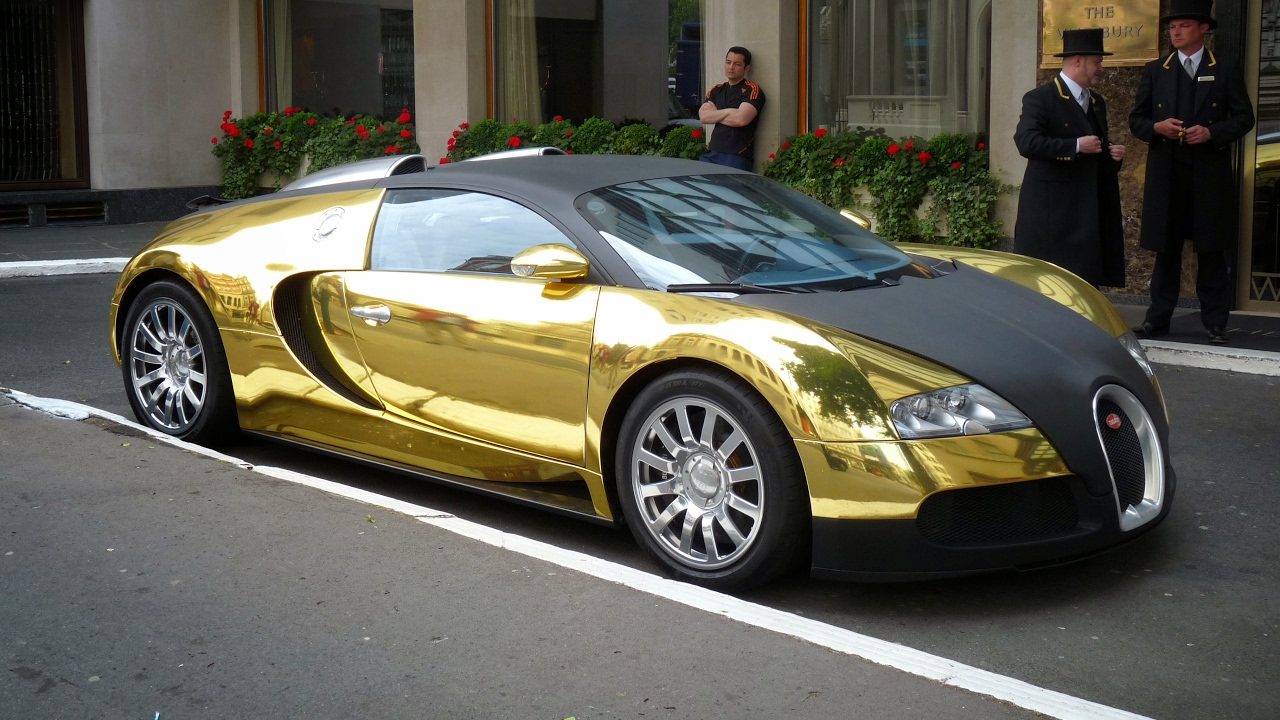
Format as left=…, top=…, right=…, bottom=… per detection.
left=1244, top=0, right=1280, bottom=310
left=343, top=188, right=600, bottom=465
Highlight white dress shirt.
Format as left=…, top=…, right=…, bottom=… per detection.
left=1059, top=72, right=1091, bottom=154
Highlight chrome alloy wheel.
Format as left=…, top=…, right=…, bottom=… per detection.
left=630, top=398, right=764, bottom=570
left=128, top=300, right=208, bottom=433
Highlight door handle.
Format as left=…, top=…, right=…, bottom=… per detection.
left=350, top=304, right=391, bottom=325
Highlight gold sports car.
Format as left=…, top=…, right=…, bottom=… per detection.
left=109, top=153, right=1173, bottom=589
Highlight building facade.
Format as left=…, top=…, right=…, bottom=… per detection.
left=0, top=0, right=1276, bottom=313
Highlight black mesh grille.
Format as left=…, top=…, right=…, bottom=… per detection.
left=1096, top=400, right=1146, bottom=508
left=390, top=156, right=425, bottom=175
left=916, top=477, right=1080, bottom=546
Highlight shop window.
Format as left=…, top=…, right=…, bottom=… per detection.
left=0, top=0, right=87, bottom=188
left=807, top=0, right=991, bottom=140
left=262, top=0, right=414, bottom=118
left=493, top=0, right=702, bottom=127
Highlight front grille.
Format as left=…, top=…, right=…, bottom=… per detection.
left=1096, top=400, right=1146, bottom=509
left=916, top=477, right=1080, bottom=546
left=45, top=201, right=106, bottom=224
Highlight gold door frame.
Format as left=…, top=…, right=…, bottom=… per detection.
left=1239, top=0, right=1280, bottom=313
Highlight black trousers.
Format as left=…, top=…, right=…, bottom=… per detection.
left=1144, top=163, right=1232, bottom=330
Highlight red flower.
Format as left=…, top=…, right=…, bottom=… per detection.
left=887, top=143, right=900, bottom=156
left=223, top=110, right=232, bottom=119
left=691, top=129, right=703, bottom=139
left=244, top=139, right=254, bottom=148
left=905, top=140, right=914, bottom=150
left=401, top=129, right=411, bottom=138
left=553, top=115, right=563, bottom=122
left=219, top=123, right=231, bottom=132
left=508, top=136, right=522, bottom=148
left=263, top=127, right=272, bottom=134
left=385, top=145, right=399, bottom=154
left=345, top=118, right=354, bottom=125
left=399, top=112, right=411, bottom=123
left=834, top=157, right=845, bottom=167
left=452, top=130, right=460, bottom=138
left=951, top=161, right=962, bottom=170
left=814, top=128, right=828, bottom=138
left=274, top=140, right=283, bottom=149
left=565, top=150, right=573, bottom=155
left=211, top=137, right=218, bottom=144
left=439, top=157, right=450, bottom=164
left=565, top=130, right=573, bottom=137
left=377, top=125, right=385, bottom=132
left=768, top=153, right=776, bottom=160
left=782, top=141, right=790, bottom=149
left=307, top=118, right=316, bottom=126
left=356, top=125, right=366, bottom=133
left=978, top=142, right=986, bottom=150
left=227, top=125, right=240, bottom=137
left=447, top=139, right=456, bottom=149
left=918, top=151, right=932, bottom=165
left=460, top=122, right=470, bottom=130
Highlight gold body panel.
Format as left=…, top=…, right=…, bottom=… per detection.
left=110, top=194, right=1131, bottom=526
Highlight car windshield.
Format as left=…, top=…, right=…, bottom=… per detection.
left=574, top=173, right=931, bottom=291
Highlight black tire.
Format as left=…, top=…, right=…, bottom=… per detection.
left=615, top=368, right=810, bottom=590
left=120, top=280, right=238, bottom=444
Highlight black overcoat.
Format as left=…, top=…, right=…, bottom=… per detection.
left=1013, top=78, right=1125, bottom=287
left=1129, top=50, right=1254, bottom=252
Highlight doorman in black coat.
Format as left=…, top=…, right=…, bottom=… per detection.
left=1014, top=28, right=1126, bottom=288
left=1130, top=0, right=1255, bottom=344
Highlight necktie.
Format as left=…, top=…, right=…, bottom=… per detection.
left=1079, top=89, right=1089, bottom=112
left=1185, top=57, right=1196, bottom=78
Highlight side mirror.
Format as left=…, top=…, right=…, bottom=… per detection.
left=840, top=208, right=872, bottom=230
left=510, top=244, right=590, bottom=280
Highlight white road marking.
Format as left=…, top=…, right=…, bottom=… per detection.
left=2, top=387, right=1152, bottom=720
left=0, top=258, right=129, bottom=278
left=1141, top=340, right=1280, bottom=377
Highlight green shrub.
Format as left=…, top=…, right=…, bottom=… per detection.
left=532, top=118, right=576, bottom=150
left=659, top=126, right=707, bottom=160
left=448, top=119, right=504, bottom=161
left=614, top=123, right=661, bottom=155
left=570, top=117, right=617, bottom=155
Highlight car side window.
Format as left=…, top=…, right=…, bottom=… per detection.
left=371, top=189, right=573, bottom=274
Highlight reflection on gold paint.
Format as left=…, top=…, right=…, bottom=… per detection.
left=800, top=428, right=1071, bottom=520
left=898, top=243, right=1130, bottom=338
left=343, top=271, right=599, bottom=466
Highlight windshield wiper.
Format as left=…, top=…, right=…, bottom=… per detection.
left=665, top=282, right=807, bottom=294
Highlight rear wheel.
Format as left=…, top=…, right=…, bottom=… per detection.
left=615, top=368, right=809, bottom=590
left=121, top=280, right=237, bottom=443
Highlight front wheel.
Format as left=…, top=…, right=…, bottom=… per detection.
left=615, top=368, right=810, bottom=590
left=120, top=280, right=238, bottom=443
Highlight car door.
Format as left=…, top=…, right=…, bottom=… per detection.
left=340, top=188, right=600, bottom=466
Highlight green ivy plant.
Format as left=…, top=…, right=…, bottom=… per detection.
left=763, top=129, right=1007, bottom=248
left=614, top=123, right=661, bottom=155
left=213, top=107, right=421, bottom=199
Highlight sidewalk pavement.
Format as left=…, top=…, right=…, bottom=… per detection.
left=3, top=222, right=1280, bottom=368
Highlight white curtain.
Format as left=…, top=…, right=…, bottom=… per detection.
left=498, top=0, right=542, bottom=124
left=263, top=0, right=292, bottom=112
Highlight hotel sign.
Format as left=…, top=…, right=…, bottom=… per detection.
left=1041, top=1, right=1161, bottom=68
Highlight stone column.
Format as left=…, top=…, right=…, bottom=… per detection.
left=228, top=0, right=260, bottom=119
left=83, top=0, right=232, bottom=189
left=988, top=0, right=1039, bottom=237
left=413, top=0, right=488, bottom=162
left=703, top=0, right=799, bottom=169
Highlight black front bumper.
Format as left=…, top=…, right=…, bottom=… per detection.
left=809, top=470, right=1176, bottom=582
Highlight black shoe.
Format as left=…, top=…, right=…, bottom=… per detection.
left=1132, top=321, right=1168, bottom=339
left=1206, top=326, right=1230, bottom=345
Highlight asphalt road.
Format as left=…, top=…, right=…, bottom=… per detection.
left=2, top=273, right=1279, bottom=719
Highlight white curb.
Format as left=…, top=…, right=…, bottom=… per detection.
left=1141, top=339, right=1280, bottom=377
left=0, top=257, right=129, bottom=279
left=1, top=386, right=1155, bottom=720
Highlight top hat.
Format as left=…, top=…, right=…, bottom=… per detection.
left=1054, top=28, right=1113, bottom=58
left=1162, top=0, right=1217, bottom=30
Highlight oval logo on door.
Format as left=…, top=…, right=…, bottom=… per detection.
left=1106, top=413, right=1122, bottom=430
left=314, top=207, right=345, bottom=242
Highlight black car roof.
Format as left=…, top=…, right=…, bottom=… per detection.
left=379, top=155, right=743, bottom=200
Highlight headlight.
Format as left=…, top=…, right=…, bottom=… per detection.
left=889, top=384, right=1033, bottom=439
left=1118, top=331, right=1155, bottom=379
